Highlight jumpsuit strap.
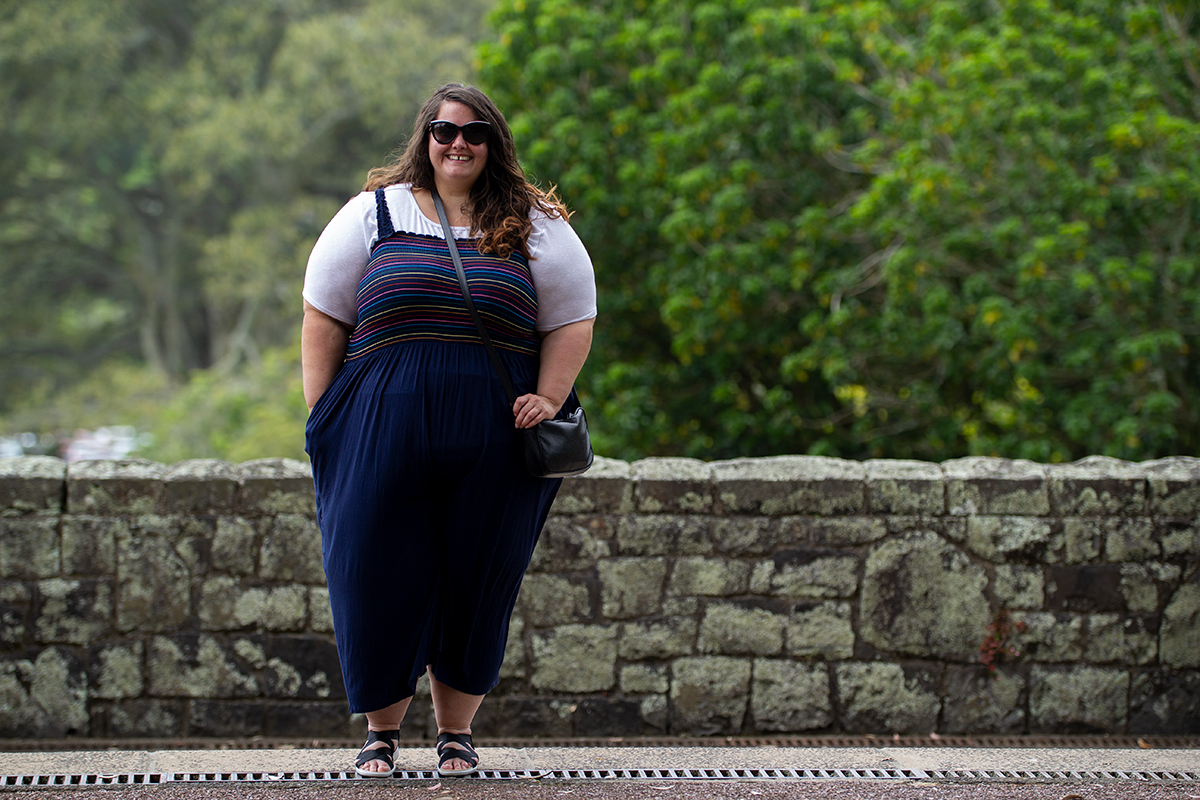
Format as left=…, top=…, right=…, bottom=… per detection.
left=374, top=187, right=395, bottom=242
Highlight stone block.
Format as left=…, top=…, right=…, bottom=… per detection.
left=530, top=516, right=613, bottom=571
left=1161, top=583, right=1200, bottom=668
left=115, top=528, right=191, bottom=634
left=210, top=517, right=259, bottom=575
left=551, top=456, right=633, bottom=514
left=103, top=700, right=184, bottom=738
left=698, top=601, right=785, bottom=656
left=310, top=587, right=334, bottom=634
left=0, top=647, right=88, bottom=737
left=631, top=457, right=713, bottom=513
left=189, top=699, right=264, bottom=737
left=162, top=460, right=237, bottom=515
left=1120, top=563, right=1181, bottom=614
left=1104, top=518, right=1159, bottom=561
left=0, top=518, right=60, bottom=579
left=663, top=596, right=699, bottom=616
left=1145, top=457, right=1200, bottom=516
left=0, top=581, right=30, bottom=646
left=531, top=624, right=617, bottom=692
left=574, top=697, right=644, bottom=736
left=36, top=578, right=113, bottom=645
left=235, top=459, right=315, bottom=515
left=259, top=515, right=324, bottom=583
left=859, top=532, right=989, bottom=659
left=499, top=616, right=525, bottom=680
left=750, top=550, right=859, bottom=599
left=966, top=517, right=1058, bottom=563
left=1014, top=612, right=1084, bottom=662
left=1046, top=564, right=1123, bottom=613
left=265, top=701, right=353, bottom=738
left=712, top=518, right=778, bottom=555
left=641, top=694, right=668, bottom=731
left=865, top=460, right=945, bottom=515
left=888, top=515, right=968, bottom=542
left=993, top=565, right=1044, bottom=610
left=126, top=515, right=207, bottom=572
left=941, top=666, right=1025, bottom=734
left=600, top=558, right=666, bottom=619
left=1086, top=614, right=1157, bottom=665
left=616, top=515, right=711, bottom=557
left=785, top=601, right=855, bottom=660
left=90, top=641, right=144, bottom=700
left=1130, top=670, right=1200, bottom=735
left=751, top=660, right=831, bottom=731
left=713, top=456, right=865, bottom=516
left=0, top=456, right=65, bottom=515
left=621, top=664, right=669, bottom=694
left=200, top=579, right=308, bottom=631
left=668, top=557, right=750, bottom=597
left=67, top=459, right=165, bottom=515
left=1046, top=457, right=1147, bottom=516
left=807, top=517, right=889, bottom=546
left=517, top=574, right=592, bottom=626
left=1061, top=518, right=1103, bottom=563
left=1029, top=666, right=1128, bottom=732
left=147, top=634, right=260, bottom=697
left=836, top=662, right=940, bottom=734
left=944, top=457, right=1049, bottom=516
left=265, top=636, right=345, bottom=699
left=670, top=656, right=751, bottom=735
left=618, top=617, right=697, bottom=660
left=61, top=516, right=120, bottom=575
left=471, top=696, right=574, bottom=738
left=1160, top=519, right=1200, bottom=558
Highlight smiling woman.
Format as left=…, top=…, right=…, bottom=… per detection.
left=300, top=83, right=597, bottom=779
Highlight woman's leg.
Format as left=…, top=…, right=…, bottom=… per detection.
left=429, top=671, right=485, bottom=771
left=358, top=698, right=412, bottom=773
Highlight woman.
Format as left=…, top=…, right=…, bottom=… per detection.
left=301, top=83, right=595, bottom=778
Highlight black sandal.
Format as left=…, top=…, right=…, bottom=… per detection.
left=355, top=729, right=400, bottom=777
left=436, top=731, right=480, bottom=777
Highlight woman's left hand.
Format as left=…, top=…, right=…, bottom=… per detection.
left=513, top=393, right=561, bottom=429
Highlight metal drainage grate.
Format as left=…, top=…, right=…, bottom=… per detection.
left=2, top=768, right=1199, bottom=785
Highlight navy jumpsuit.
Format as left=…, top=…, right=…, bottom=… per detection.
left=305, top=189, right=561, bottom=713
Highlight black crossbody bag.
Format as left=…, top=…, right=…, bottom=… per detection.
left=431, top=189, right=594, bottom=478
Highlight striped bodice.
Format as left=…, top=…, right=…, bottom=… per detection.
left=344, top=230, right=540, bottom=360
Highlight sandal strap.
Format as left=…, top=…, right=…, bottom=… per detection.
left=436, top=732, right=478, bottom=768
left=356, top=729, right=400, bottom=769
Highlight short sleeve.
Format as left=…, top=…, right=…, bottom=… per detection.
left=302, top=193, right=376, bottom=326
left=527, top=214, right=597, bottom=331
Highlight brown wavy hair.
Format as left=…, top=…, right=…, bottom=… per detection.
left=364, top=83, right=569, bottom=259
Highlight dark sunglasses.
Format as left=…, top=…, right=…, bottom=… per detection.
left=428, top=119, right=491, bottom=145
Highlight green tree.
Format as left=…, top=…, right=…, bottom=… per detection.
left=1, top=0, right=488, bottom=413
left=480, top=0, right=1200, bottom=461
left=1, top=0, right=492, bottom=461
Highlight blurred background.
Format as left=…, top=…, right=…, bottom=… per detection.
left=1, top=0, right=1197, bottom=465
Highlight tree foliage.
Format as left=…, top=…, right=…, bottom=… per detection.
left=480, top=0, right=1200, bottom=461
left=5, top=0, right=1199, bottom=465
left=1, top=0, right=489, bottom=458
left=0, top=0, right=487, bottom=410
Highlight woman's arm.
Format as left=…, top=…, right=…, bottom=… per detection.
left=301, top=300, right=351, bottom=410
left=512, top=318, right=594, bottom=429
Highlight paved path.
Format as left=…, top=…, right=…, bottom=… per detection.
left=1, top=746, right=1197, bottom=799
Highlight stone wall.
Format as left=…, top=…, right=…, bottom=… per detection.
left=1, top=454, right=1197, bottom=740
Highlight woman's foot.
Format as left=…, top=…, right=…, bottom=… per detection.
left=354, top=728, right=400, bottom=777
left=436, top=731, right=480, bottom=777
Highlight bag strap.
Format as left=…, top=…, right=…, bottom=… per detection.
left=431, top=187, right=519, bottom=405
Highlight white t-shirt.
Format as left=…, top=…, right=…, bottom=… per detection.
left=303, top=184, right=597, bottom=332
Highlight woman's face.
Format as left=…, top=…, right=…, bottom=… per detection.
left=428, top=100, right=489, bottom=190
